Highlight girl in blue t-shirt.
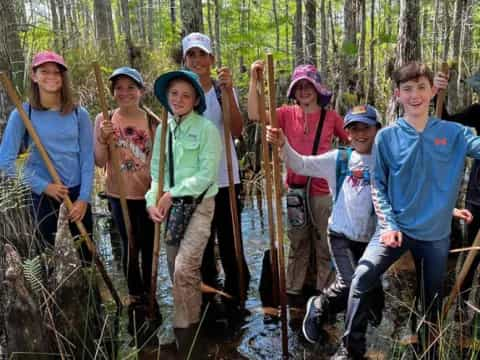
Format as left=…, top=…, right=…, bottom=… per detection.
left=0, top=51, right=94, bottom=260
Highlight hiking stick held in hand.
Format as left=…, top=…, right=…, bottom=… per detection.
left=0, top=71, right=122, bottom=312
left=266, top=53, right=289, bottom=359
left=435, top=62, right=449, bottom=118
left=220, top=87, right=246, bottom=308
left=256, top=70, right=279, bottom=307
left=92, top=62, right=139, bottom=295
left=149, top=107, right=168, bottom=317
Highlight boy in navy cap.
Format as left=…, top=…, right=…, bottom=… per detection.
left=267, top=104, right=384, bottom=345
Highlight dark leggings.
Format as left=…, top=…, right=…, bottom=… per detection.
left=108, top=197, right=154, bottom=297
left=201, top=184, right=250, bottom=302
left=31, top=185, right=93, bottom=263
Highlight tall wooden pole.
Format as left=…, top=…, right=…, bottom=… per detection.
left=149, top=108, right=168, bottom=317
left=266, top=54, right=289, bottom=359
left=256, top=71, right=279, bottom=306
left=220, top=88, right=246, bottom=307
left=0, top=71, right=122, bottom=312
left=435, top=62, right=449, bottom=118
left=93, top=63, right=139, bottom=292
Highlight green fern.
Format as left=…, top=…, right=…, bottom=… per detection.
left=22, top=256, right=45, bottom=295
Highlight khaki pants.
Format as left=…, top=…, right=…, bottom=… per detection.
left=286, top=194, right=333, bottom=294
left=166, top=197, right=215, bottom=328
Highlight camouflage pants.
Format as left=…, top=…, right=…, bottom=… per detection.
left=166, top=197, right=215, bottom=328
left=286, top=194, right=333, bottom=294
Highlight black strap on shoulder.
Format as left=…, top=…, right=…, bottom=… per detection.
left=212, top=79, right=222, bottom=106
left=168, top=128, right=174, bottom=188
left=311, top=107, right=327, bottom=155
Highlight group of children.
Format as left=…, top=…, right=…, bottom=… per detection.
left=1, top=32, right=479, bottom=359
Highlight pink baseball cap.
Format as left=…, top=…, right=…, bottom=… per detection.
left=32, top=51, right=67, bottom=70
left=286, top=64, right=332, bottom=106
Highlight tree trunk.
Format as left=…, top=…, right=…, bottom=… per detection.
left=294, top=0, right=303, bottom=65
left=448, top=0, right=464, bottom=114
left=366, top=0, right=376, bottom=105
left=207, top=0, right=213, bottom=41
left=57, top=0, right=66, bottom=50
left=214, top=0, right=221, bottom=65
left=170, top=0, right=177, bottom=32
left=147, top=0, right=154, bottom=48
left=432, top=0, right=440, bottom=72
left=272, top=0, right=280, bottom=51
left=335, top=1, right=357, bottom=113
left=458, top=0, right=474, bottom=109
left=442, top=0, right=451, bottom=61
left=93, top=0, right=115, bottom=50
left=387, top=0, right=421, bottom=123
left=81, top=0, right=93, bottom=44
left=356, top=0, right=366, bottom=99
left=319, top=0, right=328, bottom=75
left=328, top=0, right=337, bottom=55
left=305, top=0, right=316, bottom=66
left=49, top=0, right=61, bottom=51
left=180, top=0, right=204, bottom=36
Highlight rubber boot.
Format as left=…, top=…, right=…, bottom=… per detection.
left=174, top=323, right=207, bottom=360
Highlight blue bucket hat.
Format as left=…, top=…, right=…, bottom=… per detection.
left=109, top=67, right=145, bottom=88
left=154, top=69, right=206, bottom=115
left=344, top=105, right=382, bottom=129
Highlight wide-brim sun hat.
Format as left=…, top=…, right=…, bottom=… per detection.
left=109, top=67, right=145, bottom=88
left=154, top=69, right=206, bottom=115
left=343, top=104, right=382, bottom=129
left=32, top=50, right=67, bottom=70
left=286, top=64, right=332, bottom=106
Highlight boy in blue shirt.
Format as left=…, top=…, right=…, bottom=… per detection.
left=332, top=62, right=480, bottom=359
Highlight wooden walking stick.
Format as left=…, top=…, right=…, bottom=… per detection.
left=256, top=70, right=280, bottom=307
left=220, top=87, right=246, bottom=308
left=444, top=228, right=480, bottom=317
left=149, top=107, right=168, bottom=317
left=92, top=63, right=140, bottom=295
left=0, top=71, right=122, bottom=312
left=435, top=62, right=449, bottom=118
left=266, top=53, right=289, bottom=359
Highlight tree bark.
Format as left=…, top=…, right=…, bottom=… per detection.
left=432, top=0, right=440, bottom=72
left=305, top=0, right=317, bottom=66
left=57, top=0, right=66, bottom=50
left=49, top=0, right=61, bottom=51
left=335, top=0, right=357, bottom=113
left=387, top=0, right=421, bottom=123
left=180, top=0, right=204, bottom=36
left=367, top=0, right=376, bottom=105
left=272, top=0, right=280, bottom=51
left=147, top=0, right=154, bottom=48
left=356, top=0, right=366, bottom=99
left=93, top=0, right=115, bottom=50
left=448, top=0, right=464, bottom=114
left=294, top=0, right=303, bottom=65
left=214, top=0, right=221, bottom=66
left=442, top=0, right=451, bottom=61
left=319, top=0, right=328, bottom=75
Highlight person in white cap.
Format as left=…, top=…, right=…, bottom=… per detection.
left=181, top=32, right=250, bottom=320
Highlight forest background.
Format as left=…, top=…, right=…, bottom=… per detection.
left=0, top=0, right=479, bottom=138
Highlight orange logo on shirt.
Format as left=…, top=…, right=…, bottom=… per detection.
left=434, top=137, right=447, bottom=145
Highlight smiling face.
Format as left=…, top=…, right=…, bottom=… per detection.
left=183, top=47, right=214, bottom=79
left=112, top=76, right=144, bottom=108
left=346, top=122, right=378, bottom=154
left=167, top=79, right=199, bottom=117
left=394, top=76, right=436, bottom=120
left=31, top=62, right=63, bottom=94
left=293, top=79, right=318, bottom=106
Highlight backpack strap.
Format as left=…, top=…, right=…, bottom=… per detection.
left=212, top=79, right=223, bottom=106
left=335, top=147, right=353, bottom=202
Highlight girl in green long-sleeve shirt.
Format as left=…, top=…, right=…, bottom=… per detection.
left=146, top=69, right=221, bottom=356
